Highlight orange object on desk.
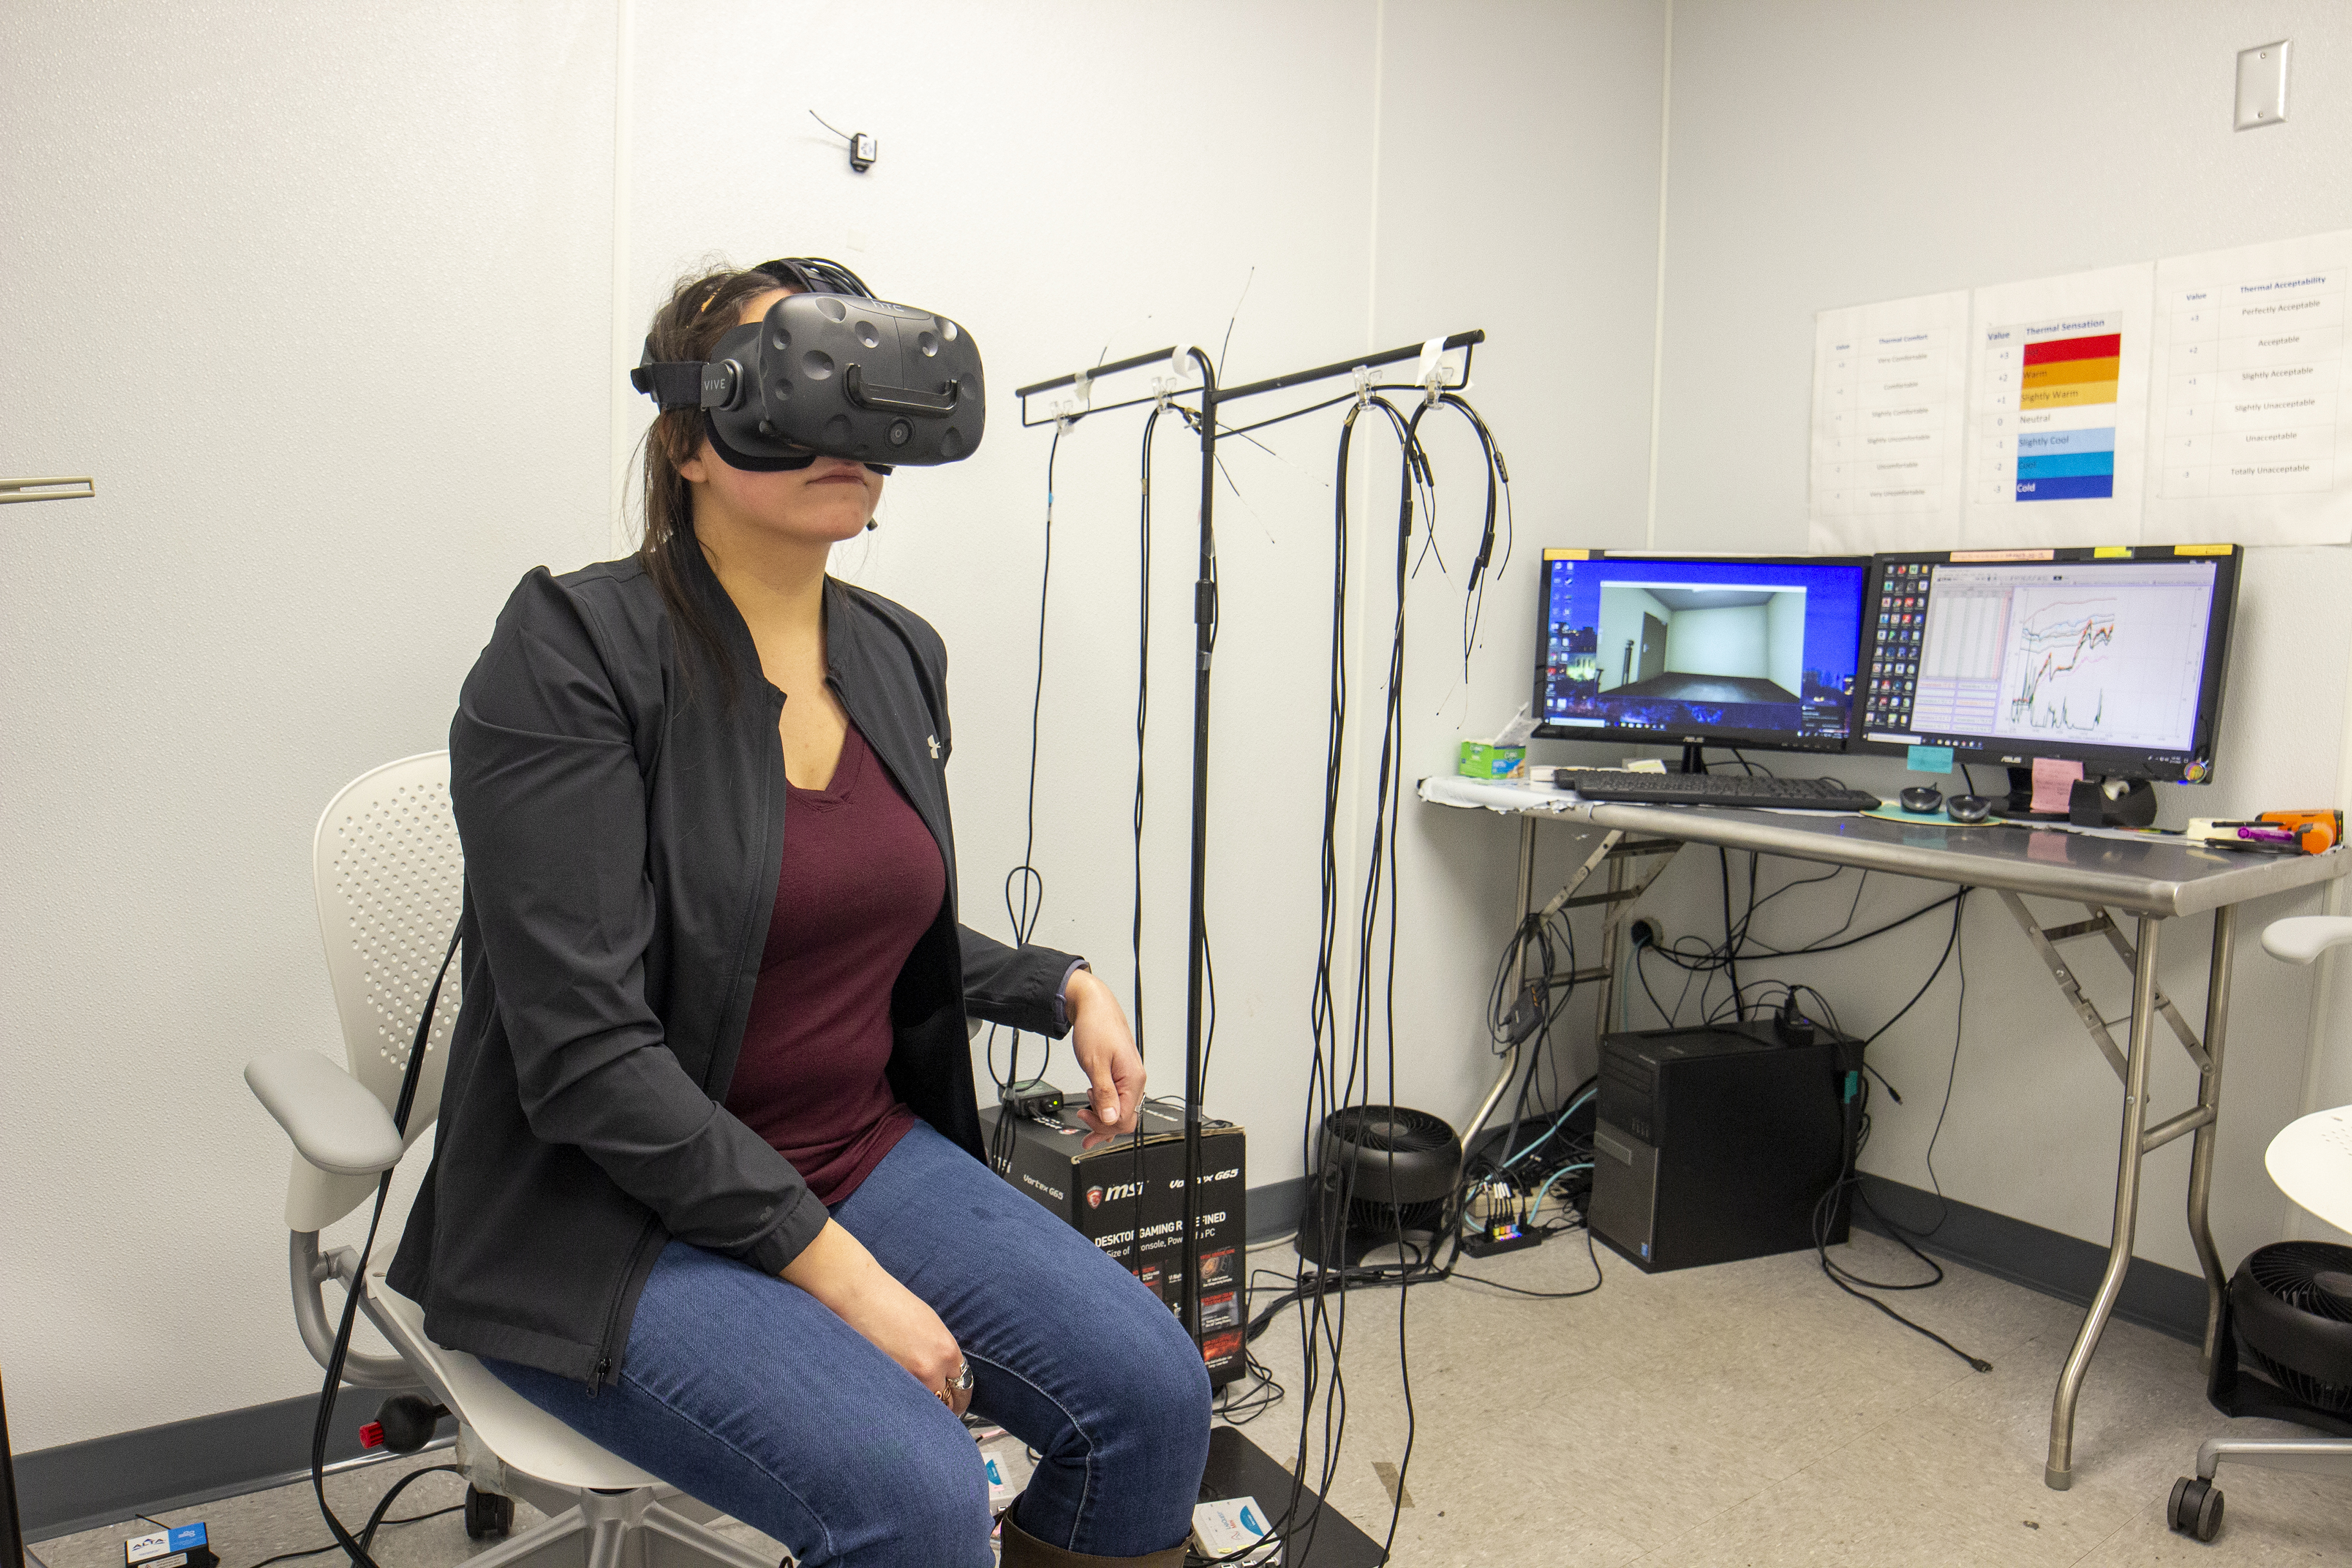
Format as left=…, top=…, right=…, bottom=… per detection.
left=2261, top=810, right=2342, bottom=854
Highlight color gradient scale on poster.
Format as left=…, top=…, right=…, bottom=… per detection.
left=1963, top=265, right=2153, bottom=546
left=1982, top=317, right=2127, bottom=501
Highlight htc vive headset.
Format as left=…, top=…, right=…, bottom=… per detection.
left=628, top=257, right=983, bottom=474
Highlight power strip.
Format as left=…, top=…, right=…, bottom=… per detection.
left=1463, top=1185, right=1582, bottom=1229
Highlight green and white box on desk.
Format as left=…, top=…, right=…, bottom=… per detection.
left=1460, top=702, right=1538, bottom=779
left=1458, top=742, right=1526, bottom=779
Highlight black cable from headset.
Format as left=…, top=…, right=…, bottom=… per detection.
left=1407, top=393, right=1512, bottom=682
left=987, top=425, right=1061, bottom=1181
left=309, top=929, right=460, bottom=1568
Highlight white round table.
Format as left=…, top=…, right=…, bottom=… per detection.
left=2265, top=1104, right=2352, bottom=1235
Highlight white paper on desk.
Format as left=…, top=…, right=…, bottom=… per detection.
left=1962, top=264, right=2155, bottom=548
left=1809, top=291, right=1970, bottom=552
left=2143, top=230, right=2352, bottom=546
left=1489, top=701, right=1539, bottom=748
left=1417, top=775, right=1577, bottom=813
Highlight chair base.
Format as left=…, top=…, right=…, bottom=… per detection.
left=464, top=1490, right=789, bottom=1568
left=2196, top=1435, right=2352, bottom=1482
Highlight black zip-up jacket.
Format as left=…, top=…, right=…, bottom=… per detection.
left=387, top=552, right=1076, bottom=1389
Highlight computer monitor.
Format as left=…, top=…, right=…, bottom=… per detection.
left=1532, top=551, right=1870, bottom=756
left=1854, top=544, right=2240, bottom=781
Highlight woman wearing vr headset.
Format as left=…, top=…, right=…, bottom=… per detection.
left=387, top=260, right=1208, bottom=1568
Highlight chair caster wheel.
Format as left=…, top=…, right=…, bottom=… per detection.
left=2169, top=1474, right=2223, bottom=1542
left=464, top=1486, right=514, bottom=1540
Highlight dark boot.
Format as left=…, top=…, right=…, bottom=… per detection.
left=996, top=1508, right=1187, bottom=1567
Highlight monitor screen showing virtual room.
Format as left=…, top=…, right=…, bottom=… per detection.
left=1863, top=556, right=2220, bottom=760
left=1538, top=554, right=1867, bottom=744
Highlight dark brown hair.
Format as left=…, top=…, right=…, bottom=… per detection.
left=635, top=261, right=793, bottom=704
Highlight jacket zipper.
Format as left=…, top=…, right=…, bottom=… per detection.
left=586, top=1218, right=660, bottom=1396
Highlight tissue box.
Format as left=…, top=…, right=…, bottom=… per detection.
left=1458, top=742, right=1525, bottom=779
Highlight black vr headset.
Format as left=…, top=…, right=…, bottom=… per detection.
left=628, top=257, right=983, bottom=475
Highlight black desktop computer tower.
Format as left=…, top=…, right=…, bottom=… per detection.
left=1588, top=1018, right=1863, bottom=1273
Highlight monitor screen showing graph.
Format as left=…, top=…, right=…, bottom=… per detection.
left=1856, top=546, right=2240, bottom=780
left=1532, top=552, right=1869, bottom=752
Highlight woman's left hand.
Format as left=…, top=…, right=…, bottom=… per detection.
left=1064, top=968, right=1144, bottom=1150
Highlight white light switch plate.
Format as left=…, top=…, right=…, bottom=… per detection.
left=2235, top=39, right=2289, bottom=130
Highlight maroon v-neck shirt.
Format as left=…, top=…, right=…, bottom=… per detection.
left=723, top=722, right=941, bottom=1206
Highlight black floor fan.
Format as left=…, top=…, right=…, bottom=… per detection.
left=2171, top=1240, right=2352, bottom=1540
left=1296, top=1106, right=1463, bottom=1269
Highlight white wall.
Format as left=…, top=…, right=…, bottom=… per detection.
left=1646, top=0, right=2352, bottom=1273
left=0, top=0, right=618, bottom=1455
left=1662, top=602, right=1766, bottom=679
left=1597, top=584, right=1674, bottom=690
left=0, top=0, right=1676, bottom=1453
left=1258, top=0, right=1675, bottom=1171
left=1766, top=586, right=1804, bottom=694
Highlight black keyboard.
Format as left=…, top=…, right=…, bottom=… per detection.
left=1564, top=771, right=1881, bottom=813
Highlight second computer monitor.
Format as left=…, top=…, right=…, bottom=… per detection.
left=1855, top=545, right=2240, bottom=781
left=1534, top=552, right=1869, bottom=753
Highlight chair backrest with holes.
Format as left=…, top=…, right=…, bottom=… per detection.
left=311, top=752, right=464, bottom=1141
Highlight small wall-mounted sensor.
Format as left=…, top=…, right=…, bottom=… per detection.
left=810, top=110, right=878, bottom=173
left=2235, top=39, right=2289, bottom=131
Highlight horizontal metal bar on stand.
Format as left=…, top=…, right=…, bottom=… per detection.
left=1214, top=329, right=1484, bottom=403
left=1015, top=345, right=1183, bottom=400
left=1013, top=330, right=1486, bottom=430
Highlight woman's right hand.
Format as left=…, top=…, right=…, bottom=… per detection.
left=780, top=1219, right=971, bottom=1417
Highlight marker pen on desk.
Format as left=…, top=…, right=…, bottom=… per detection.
left=2188, top=819, right=2301, bottom=850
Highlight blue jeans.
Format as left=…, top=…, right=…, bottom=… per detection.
left=483, top=1120, right=1211, bottom=1566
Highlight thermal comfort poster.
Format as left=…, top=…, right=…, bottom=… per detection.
left=2142, top=230, right=2352, bottom=545
left=1808, top=291, right=1970, bottom=552
left=1961, top=264, right=2155, bottom=547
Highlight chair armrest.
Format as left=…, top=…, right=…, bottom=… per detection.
left=2261, top=916, right=2352, bottom=966
left=246, top=1050, right=404, bottom=1177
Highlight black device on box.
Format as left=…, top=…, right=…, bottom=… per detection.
left=1587, top=1017, right=1862, bottom=1273
left=980, top=1100, right=1247, bottom=1386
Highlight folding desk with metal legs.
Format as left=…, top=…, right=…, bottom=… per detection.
left=1417, top=776, right=2344, bottom=1490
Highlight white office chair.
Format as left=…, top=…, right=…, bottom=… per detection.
left=2166, top=914, right=2352, bottom=1542
left=244, top=752, right=789, bottom=1568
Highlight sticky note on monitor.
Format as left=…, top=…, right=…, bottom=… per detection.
left=2031, top=757, right=2085, bottom=814
left=1906, top=744, right=1954, bottom=774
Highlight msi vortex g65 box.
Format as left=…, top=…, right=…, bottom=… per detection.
left=981, top=1100, right=1246, bottom=1387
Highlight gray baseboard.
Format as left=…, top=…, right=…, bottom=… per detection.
left=17, top=1387, right=426, bottom=1542
left=19, top=1180, right=1315, bottom=1538
left=1851, top=1173, right=2209, bottom=1345
left=1247, top=1176, right=1304, bottom=1245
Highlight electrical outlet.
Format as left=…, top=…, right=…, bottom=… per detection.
left=2235, top=39, right=2289, bottom=131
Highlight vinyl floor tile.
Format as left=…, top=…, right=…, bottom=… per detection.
left=29, top=1452, right=538, bottom=1568
left=33, top=1237, right=2348, bottom=1566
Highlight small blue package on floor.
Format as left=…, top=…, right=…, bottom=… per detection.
left=125, top=1524, right=216, bottom=1568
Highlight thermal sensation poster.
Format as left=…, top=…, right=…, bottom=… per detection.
left=1961, top=264, right=2155, bottom=548
left=2143, top=230, right=2352, bottom=544
left=1809, top=291, right=1970, bottom=552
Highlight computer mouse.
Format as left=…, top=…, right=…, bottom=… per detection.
left=1899, top=785, right=1943, bottom=813
left=1946, top=794, right=1995, bottom=824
